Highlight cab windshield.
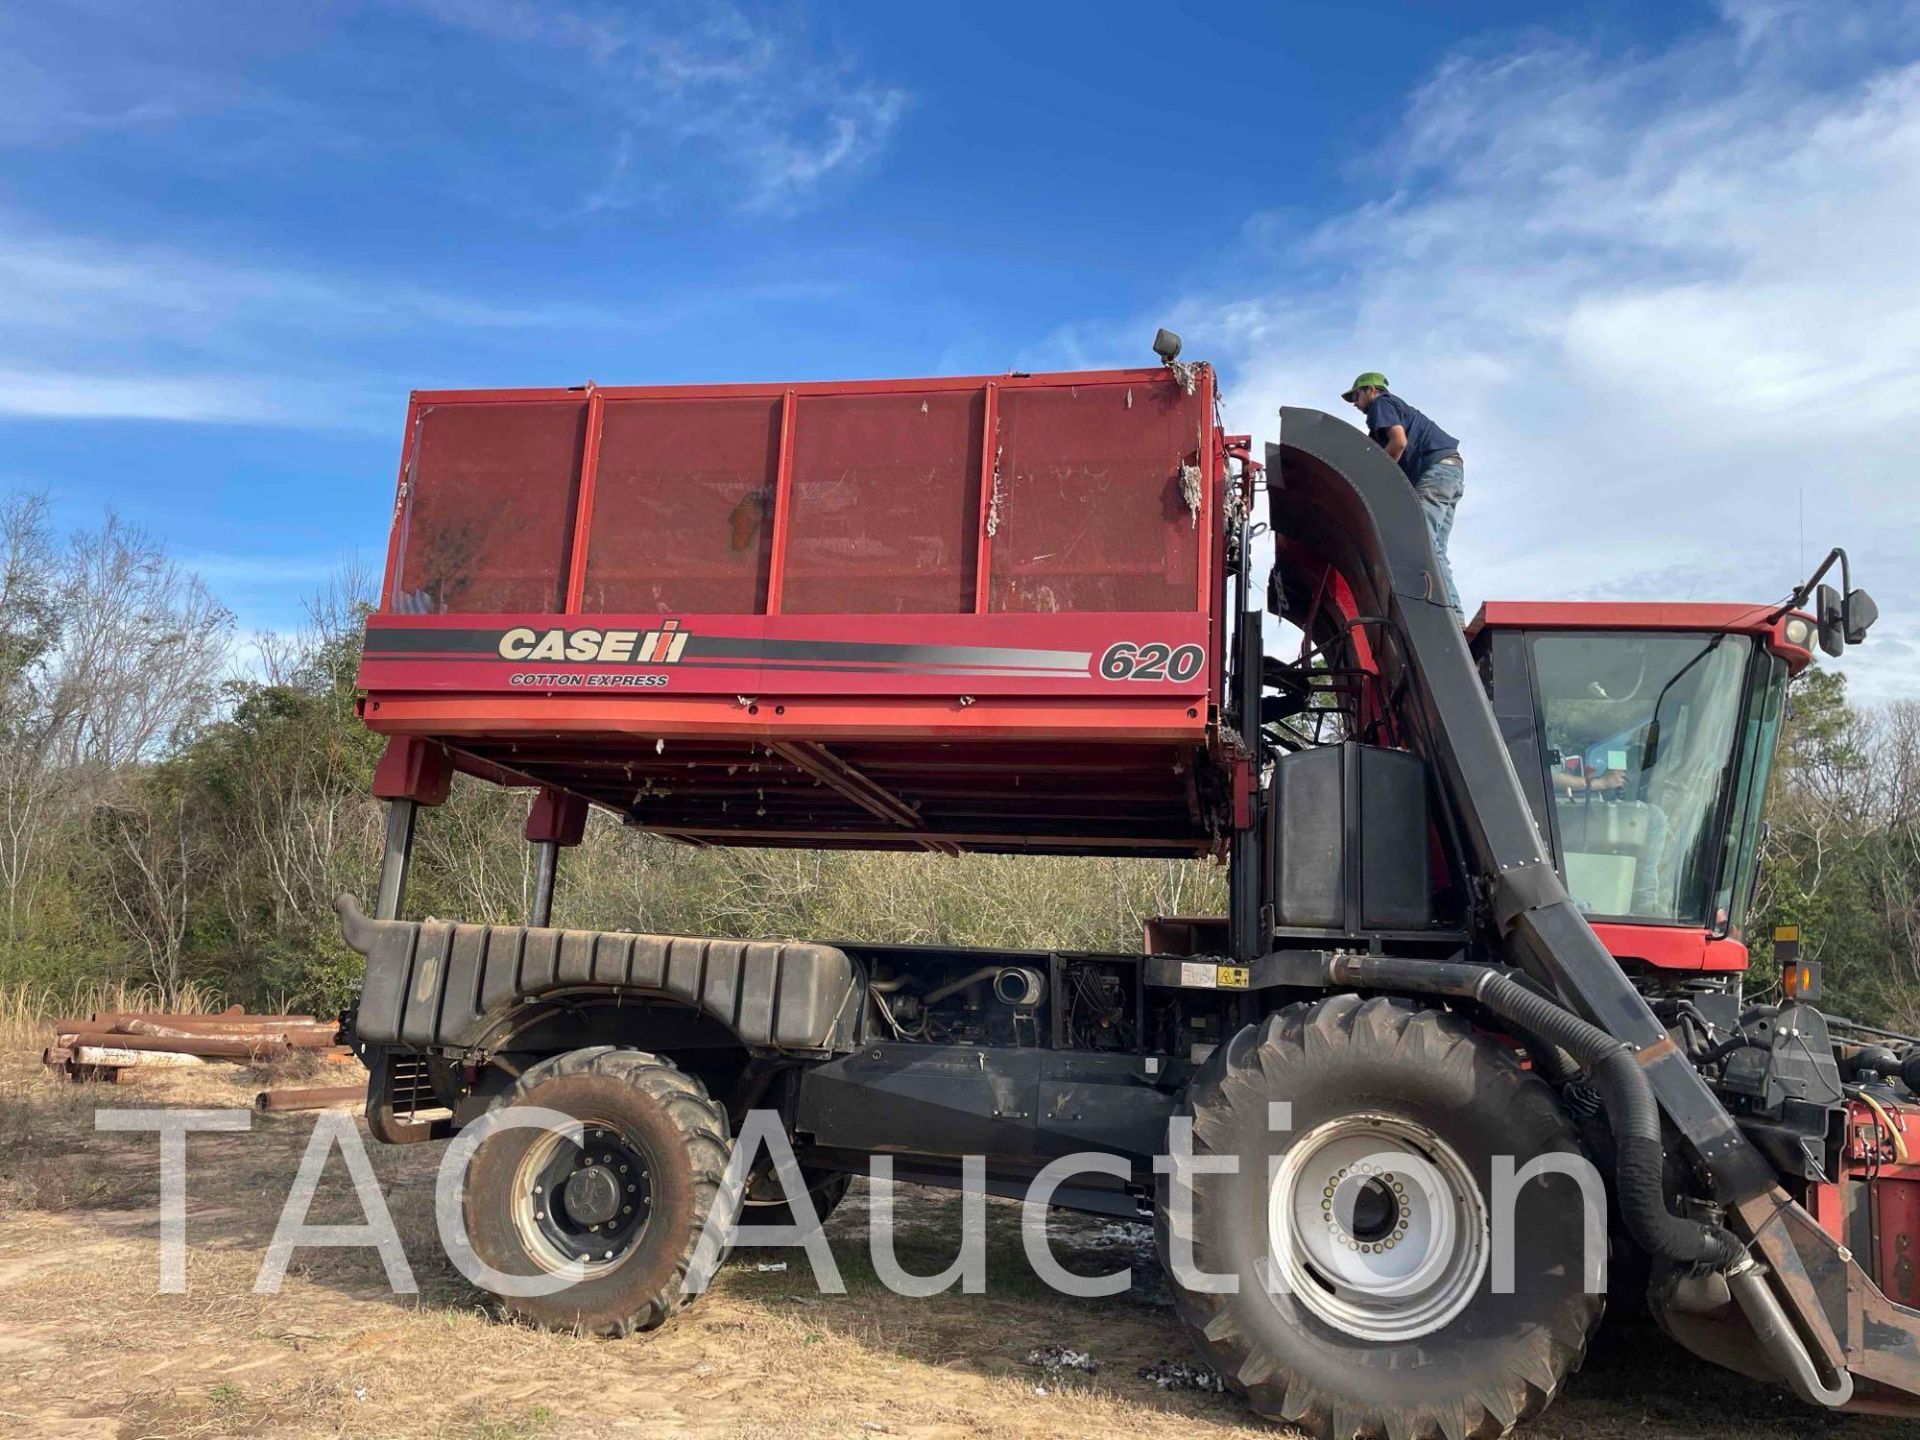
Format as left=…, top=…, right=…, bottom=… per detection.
left=1529, top=631, right=1759, bottom=927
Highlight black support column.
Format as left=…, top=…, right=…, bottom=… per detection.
left=375, top=799, right=417, bottom=921
left=525, top=788, right=589, bottom=929
left=369, top=737, right=452, bottom=922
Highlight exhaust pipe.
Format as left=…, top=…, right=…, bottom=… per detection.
left=922, top=965, right=1048, bottom=1009
left=993, top=967, right=1047, bottom=1009
left=1726, top=1258, right=1854, bottom=1408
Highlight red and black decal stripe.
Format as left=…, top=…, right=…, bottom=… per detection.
left=360, top=625, right=1094, bottom=677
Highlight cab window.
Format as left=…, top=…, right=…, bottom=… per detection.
left=1529, top=632, right=1753, bottom=925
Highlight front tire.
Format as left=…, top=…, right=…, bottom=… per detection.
left=462, top=1047, right=731, bottom=1336
left=1156, top=995, right=1604, bottom=1440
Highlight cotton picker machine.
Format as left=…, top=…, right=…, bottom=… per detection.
left=336, top=335, right=1920, bottom=1436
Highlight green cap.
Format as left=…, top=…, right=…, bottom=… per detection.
left=1342, top=371, right=1389, bottom=402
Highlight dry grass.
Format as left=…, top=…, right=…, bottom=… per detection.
left=242, top=1047, right=341, bottom=1088
left=1, top=1046, right=1915, bottom=1439
left=0, top=977, right=229, bottom=1050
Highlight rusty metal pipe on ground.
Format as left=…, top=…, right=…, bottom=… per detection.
left=255, top=1084, right=366, bottom=1113
left=114, top=1019, right=340, bottom=1046
left=57, top=1030, right=289, bottom=1060
left=59, top=1014, right=332, bottom=1037
left=68, top=1044, right=210, bottom=1068
left=106, top=1010, right=319, bottom=1025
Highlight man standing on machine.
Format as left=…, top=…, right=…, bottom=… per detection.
left=1343, top=371, right=1465, bottom=617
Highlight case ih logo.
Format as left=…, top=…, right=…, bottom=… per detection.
left=498, top=622, right=690, bottom=665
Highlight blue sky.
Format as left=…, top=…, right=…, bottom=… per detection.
left=5, top=0, right=1919, bottom=697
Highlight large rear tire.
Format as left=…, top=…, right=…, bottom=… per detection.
left=461, top=1046, right=731, bottom=1336
left=1156, top=995, right=1604, bottom=1440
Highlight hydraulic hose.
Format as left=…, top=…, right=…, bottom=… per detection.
left=1481, top=972, right=1749, bottom=1271
left=1327, top=954, right=1749, bottom=1271
left=1524, top=1037, right=1584, bottom=1090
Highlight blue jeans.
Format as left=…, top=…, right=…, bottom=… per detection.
left=1414, top=455, right=1465, bottom=616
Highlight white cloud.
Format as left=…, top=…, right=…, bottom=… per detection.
left=0, top=367, right=277, bottom=423
left=0, top=42, right=198, bottom=146
left=0, top=220, right=556, bottom=425
left=0, top=222, right=639, bottom=340
left=0, top=8, right=342, bottom=167
left=0, top=218, right=837, bottom=427
left=411, top=0, right=908, bottom=216
left=1127, top=9, right=1920, bottom=703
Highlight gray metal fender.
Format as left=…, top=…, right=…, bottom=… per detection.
left=335, top=894, right=860, bottom=1054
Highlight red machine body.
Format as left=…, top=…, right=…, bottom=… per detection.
left=1815, top=1097, right=1920, bottom=1308
left=359, top=366, right=1236, bottom=856
left=359, top=363, right=1815, bottom=965
left=345, top=368, right=1919, bottom=1422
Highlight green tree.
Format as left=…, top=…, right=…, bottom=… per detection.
left=1753, top=667, right=1918, bottom=1028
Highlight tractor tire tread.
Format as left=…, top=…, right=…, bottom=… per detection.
left=1161, top=996, right=1603, bottom=1440
left=482, top=1047, right=730, bottom=1338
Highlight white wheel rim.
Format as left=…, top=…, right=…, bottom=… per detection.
left=509, top=1114, right=651, bottom=1278
left=1269, top=1113, right=1489, bottom=1342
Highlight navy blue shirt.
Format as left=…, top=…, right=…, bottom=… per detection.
left=1362, top=392, right=1459, bottom=485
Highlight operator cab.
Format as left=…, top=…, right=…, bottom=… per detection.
left=1468, top=603, right=1812, bottom=975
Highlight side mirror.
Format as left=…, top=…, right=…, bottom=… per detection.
left=1816, top=584, right=1847, bottom=657
left=1152, top=328, right=1183, bottom=362
left=1844, top=588, right=1878, bottom=645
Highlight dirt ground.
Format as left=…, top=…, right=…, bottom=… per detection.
left=1, top=1051, right=1915, bottom=1440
